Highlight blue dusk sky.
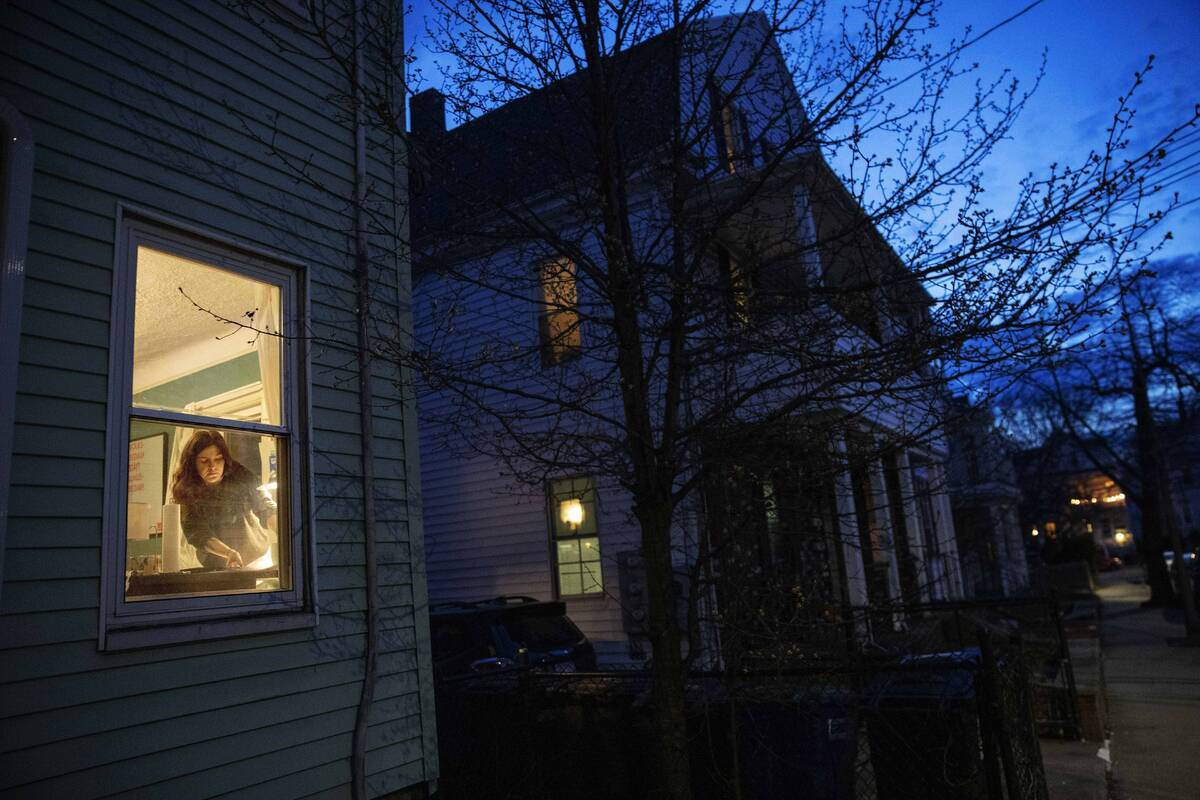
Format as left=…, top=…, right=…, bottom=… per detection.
left=405, top=0, right=1200, bottom=259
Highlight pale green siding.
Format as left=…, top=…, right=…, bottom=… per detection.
left=0, top=1, right=436, bottom=797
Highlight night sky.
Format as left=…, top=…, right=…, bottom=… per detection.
left=405, top=0, right=1200, bottom=260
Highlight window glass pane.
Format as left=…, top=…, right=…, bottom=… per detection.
left=579, top=537, right=600, bottom=562
left=558, top=566, right=583, bottom=597
left=539, top=258, right=580, bottom=363
left=132, top=246, right=283, bottom=426
left=125, top=420, right=289, bottom=601
left=551, top=476, right=597, bottom=537
left=557, top=540, right=580, bottom=563
left=581, top=561, right=603, bottom=593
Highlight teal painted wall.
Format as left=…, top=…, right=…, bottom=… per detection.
left=0, top=1, right=436, bottom=797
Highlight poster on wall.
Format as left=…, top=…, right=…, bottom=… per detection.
left=128, top=433, right=168, bottom=540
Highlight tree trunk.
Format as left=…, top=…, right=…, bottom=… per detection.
left=639, top=499, right=693, bottom=800
left=1131, top=363, right=1200, bottom=633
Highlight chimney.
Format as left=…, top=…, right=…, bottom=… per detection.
left=410, top=89, right=446, bottom=140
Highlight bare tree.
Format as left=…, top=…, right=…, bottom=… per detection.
left=1009, top=251, right=1200, bottom=635
left=402, top=1, right=1197, bottom=794
left=219, top=0, right=1198, bottom=795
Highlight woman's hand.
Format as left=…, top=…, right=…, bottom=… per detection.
left=204, top=539, right=243, bottom=568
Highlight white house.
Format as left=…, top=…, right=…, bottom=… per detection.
left=410, top=13, right=964, bottom=666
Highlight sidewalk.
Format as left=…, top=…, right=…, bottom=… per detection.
left=1098, top=570, right=1200, bottom=800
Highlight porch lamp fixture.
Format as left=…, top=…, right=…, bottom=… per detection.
left=560, top=498, right=585, bottom=529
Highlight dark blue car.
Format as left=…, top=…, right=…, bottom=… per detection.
left=429, top=595, right=597, bottom=679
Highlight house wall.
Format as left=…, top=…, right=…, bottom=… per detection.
left=0, top=2, right=435, bottom=797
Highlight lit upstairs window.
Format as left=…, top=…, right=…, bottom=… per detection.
left=539, top=257, right=581, bottom=365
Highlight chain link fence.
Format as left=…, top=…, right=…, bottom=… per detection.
left=434, top=629, right=1050, bottom=800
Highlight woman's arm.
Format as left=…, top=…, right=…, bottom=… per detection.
left=202, top=538, right=243, bottom=568
left=181, top=499, right=241, bottom=567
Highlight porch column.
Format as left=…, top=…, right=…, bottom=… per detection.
left=867, top=458, right=904, bottom=603
left=930, top=461, right=966, bottom=600
left=895, top=449, right=933, bottom=603
left=832, top=436, right=869, bottom=607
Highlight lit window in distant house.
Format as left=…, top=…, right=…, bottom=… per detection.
left=550, top=477, right=603, bottom=596
left=538, top=258, right=580, bottom=365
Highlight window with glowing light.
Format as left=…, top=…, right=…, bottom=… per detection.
left=538, top=258, right=580, bottom=365
left=549, top=477, right=603, bottom=596
left=102, top=214, right=310, bottom=647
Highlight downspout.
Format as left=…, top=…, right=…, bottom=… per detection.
left=0, top=100, right=34, bottom=606
left=350, top=2, right=382, bottom=797
left=0, top=100, right=33, bottom=604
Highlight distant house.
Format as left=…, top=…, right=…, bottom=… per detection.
left=1014, top=432, right=1136, bottom=568
left=0, top=3, right=437, bottom=797
left=410, top=14, right=965, bottom=666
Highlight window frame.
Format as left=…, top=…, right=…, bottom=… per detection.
left=547, top=475, right=604, bottom=598
left=100, top=206, right=316, bottom=650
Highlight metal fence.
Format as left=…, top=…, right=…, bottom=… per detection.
left=433, top=632, right=1049, bottom=800
left=843, top=596, right=1081, bottom=740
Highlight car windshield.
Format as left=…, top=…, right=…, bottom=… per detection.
left=503, top=610, right=582, bottom=649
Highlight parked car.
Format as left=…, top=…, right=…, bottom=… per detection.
left=429, top=595, right=597, bottom=679
left=1162, top=549, right=1200, bottom=598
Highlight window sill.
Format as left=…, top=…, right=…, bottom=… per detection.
left=102, top=610, right=317, bottom=651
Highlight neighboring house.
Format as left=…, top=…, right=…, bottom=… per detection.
left=945, top=396, right=1032, bottom=598
left=410, top=14, right=964, bottom=665
left=1015, top=433, right=1137, bottom=565
left=0, top=3, right=437, bottom=798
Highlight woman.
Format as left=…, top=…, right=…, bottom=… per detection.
left=171, top=429, right=275, bottom=570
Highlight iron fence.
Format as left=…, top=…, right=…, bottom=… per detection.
left=433, top=633, right=1049, bottom=800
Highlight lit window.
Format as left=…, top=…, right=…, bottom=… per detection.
left=103, top=214, right=309, bottom=647
left=549, top=477, right=603, bottom=596
left=717, top=245, right=751, bottom=323
left=538, top=258, right=580, bottom=365
left=709, top=83, right=751, bottom=174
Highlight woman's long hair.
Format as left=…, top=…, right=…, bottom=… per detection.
left=171, top=429, right=240, bottom=505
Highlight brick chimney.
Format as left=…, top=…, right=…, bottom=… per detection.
left=410, top=89, right=446, bottom=140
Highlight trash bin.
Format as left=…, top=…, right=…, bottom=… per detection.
left=865, top=649, right=987, bottom=800
left=736, top=686, right=857, bottom=800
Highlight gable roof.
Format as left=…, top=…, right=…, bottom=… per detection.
left=410, top=26, right=681, bottom=242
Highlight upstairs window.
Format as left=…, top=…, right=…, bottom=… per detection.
left=538, top=257, right=581, bottom=365
left=717, top=244, right=752, bottom=324
left=103, top=212, right=311, bottom=648
left=549, top=477, right=603, bottom=596
left=710, top=82, right=752, bottom=174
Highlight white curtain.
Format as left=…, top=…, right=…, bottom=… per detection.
left=256, top=284, right=282, bottom=429
left=255, top=284, right=282, bottom=564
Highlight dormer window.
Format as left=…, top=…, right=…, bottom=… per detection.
left=538, top=257, right=581, bottom=365
left=709, top=82, right=752, bottom=174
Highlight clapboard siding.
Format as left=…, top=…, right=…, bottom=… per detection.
left=416, top=263, right=657, bottom=663
left=0, top=0, right=434, bottom=796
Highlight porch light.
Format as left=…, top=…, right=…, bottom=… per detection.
left=1031, top=528, right=1039, bottom=537
left=560, top=498, right=585, bottom=528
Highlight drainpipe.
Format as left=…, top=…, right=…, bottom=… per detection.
left=350, top=1, right=382, bottom=797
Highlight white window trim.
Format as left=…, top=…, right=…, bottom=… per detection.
left=0, top=98, right=34, bottom=606
left=100, top=205, right=317, bottom=650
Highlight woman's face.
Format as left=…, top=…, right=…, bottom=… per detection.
left=195, top=444, right=225, bottom=485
